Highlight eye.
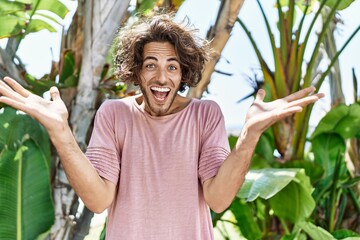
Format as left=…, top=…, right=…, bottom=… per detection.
left=145, top=63, right=155, bottom=69
left=168, top=65, right=177, bottom=71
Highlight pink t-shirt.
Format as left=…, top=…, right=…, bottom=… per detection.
left=86, top=96, right=230, bottom=239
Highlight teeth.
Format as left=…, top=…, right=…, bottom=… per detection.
left=151, top=87, right=170, bottom=92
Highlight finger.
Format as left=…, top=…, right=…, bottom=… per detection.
left=0, top=79, right=26, bottom=103
left=266, top=105, right=303, bottom=122
left=49, top=86, right=61, bottom=101
left=286, top=93, right=324, bottom=109
left=254, top=89, right=266, bottom=102
left=0, top=95, right=27, bottom=112
left=275, top=106, right=303, bottom=120
left=283, top=86, right=316, bottom=102
left=3, top=76, right=31, bottom=98
left=0, top=79, right=14, bottom=92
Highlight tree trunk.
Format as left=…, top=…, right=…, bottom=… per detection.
left=322, top=7, right=345, bottom=106
left=50, top=1, right=131, bottom=239
left=186, top=0, right=245, bottom=99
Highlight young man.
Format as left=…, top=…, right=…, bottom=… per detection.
left=0, top=14, right=324, bottom=239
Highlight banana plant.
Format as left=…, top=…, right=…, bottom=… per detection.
left=215, top=168, right=354, bottom=239
left=0, top=107, right=54, bottom=240
left=0, top=0, right=68, bottom=41
left=310, top=102, right=360, bottom=233
left=236, top=0, right=359, bottom=161
left=215, top=129, right=360, bottom=239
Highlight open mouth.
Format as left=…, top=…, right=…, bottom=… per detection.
left=151, top=87, right=170, bottom=101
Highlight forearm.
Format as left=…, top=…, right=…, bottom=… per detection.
left=203, top=125, right=260, bottom=213
left=48, top=124, right=115, bottom=213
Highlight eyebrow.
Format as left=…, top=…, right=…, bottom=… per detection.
left=143, top=56, right=179, bottom=63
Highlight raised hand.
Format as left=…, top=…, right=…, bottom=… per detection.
left=0, top=76, right=68, bottom=132
left=245, top=86, right=325, bottom=134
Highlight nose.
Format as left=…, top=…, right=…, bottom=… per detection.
left=156, top=68, right=167, bottom=84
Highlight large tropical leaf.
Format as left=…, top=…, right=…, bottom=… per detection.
left=323, top=0, right=355, bottom=10
left=282, top=160, right=324, bottom=184
left=268, top=170, right=315, bottom=223
left=237, top=169, right=315, bottom=223
left=311, top=103, right=360, bottom=140
left=311, top=133, right=346, bottom=178
left=0, top=107, right=50, bottom=158
left=297, top=221, right=336, bottom=240
left=0, top=108, right=54, bottom=239
left=230, top=198, right=262, bottom=240
left=0, top=0, right=69, bottom=38
left=0, top=15, right=23, bottom=38
left=238, top=169, right=308, bottom=200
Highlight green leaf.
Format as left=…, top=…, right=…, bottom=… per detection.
left=24, top=74, right=56, bottom=96
left=332, top=229, right=360, bottom=239
left=0, top=107, right=53, bottom=238
left=13, top=0, right=33, bottom=4
left=63, top=75, right=78, bottom=87
left=0, top=107, right=50, bottom=159
left=228, top=135, right=238, bottom=150
left=59, top=50, right=76, bottom=84
left=311, top=103, right=360, bottom=140
left=37, top=0, right=69, bottom=19
left=250, top=154, right=272, bottom=169
left=238, top=169, right=315, bottom=224
left=35, top=12, right=62, bottom=25
left=238, top=168, right=299, bottom=201
left=0, top=1, right=26, bottom=15
left=0, top=15, right=22, bottom=38
left=269, top=170, right=315, bottom=223
left=255, top=130, right=275, bottom=162
left=0, top=141, right=54, bottom=239
left=311, top=133, right=346, bottom=178
left=136, top=0, right=158, bottom=13
left=230, top=198, right=262, bottom=240
left=282, top=160, right=324, bottom=184
left=323, top=0, right=355, bottom=10
left=0, top=0, right=70, bottom=39
left=25, top=18, right=57, bottom=34
left=297, top=221, right=336, bottom=240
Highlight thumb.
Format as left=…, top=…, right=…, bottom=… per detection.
left=254, top=89, right=266, bottom=102
left=49, top=86, right=61, bottom=101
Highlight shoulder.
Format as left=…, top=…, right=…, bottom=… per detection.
left=191, top=99, right=223, bottom=115
left=95, top=97, right=136, bottom=123
left=97, top=96, right=134, bottom=113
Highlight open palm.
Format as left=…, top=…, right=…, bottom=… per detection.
left=0, top=77, right=68, bottom=132
left=245, top=86, right=324, bottom=134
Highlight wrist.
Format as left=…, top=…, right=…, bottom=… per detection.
left=47, top=122, right=74, bottom=145
left=241, top=123, right=262, bottom=142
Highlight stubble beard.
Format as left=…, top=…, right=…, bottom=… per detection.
left=140, top=85, right=179, bottom=116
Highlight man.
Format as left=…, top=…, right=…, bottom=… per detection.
left=0, top=13, right=324, bottom=239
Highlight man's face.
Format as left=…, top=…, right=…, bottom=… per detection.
left=139, top=41, right=182, bottom=116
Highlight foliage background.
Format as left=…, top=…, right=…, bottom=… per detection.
left=1, top=0, right=360, bottom=239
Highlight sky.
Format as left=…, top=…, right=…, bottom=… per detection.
left=1, top=0, right=360, bottom=133
left=177, top=0, right=360, bottom=132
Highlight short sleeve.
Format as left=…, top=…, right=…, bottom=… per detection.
left=198, top=101, right=230, bottom=184
left=85, top=101, right=121, bottom=184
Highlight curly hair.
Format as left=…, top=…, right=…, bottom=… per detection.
left=113, top=13, right=212, bottom=92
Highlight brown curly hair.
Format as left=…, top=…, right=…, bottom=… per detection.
left=113, top=13, right=212, bottom=92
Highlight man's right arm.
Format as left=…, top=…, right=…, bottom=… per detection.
left=0, top=76, right=115, bottom=213
left=49, top=124, right=116, bottom=213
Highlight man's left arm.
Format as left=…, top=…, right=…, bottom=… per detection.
left=203, top=86, right=324, bottom=213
